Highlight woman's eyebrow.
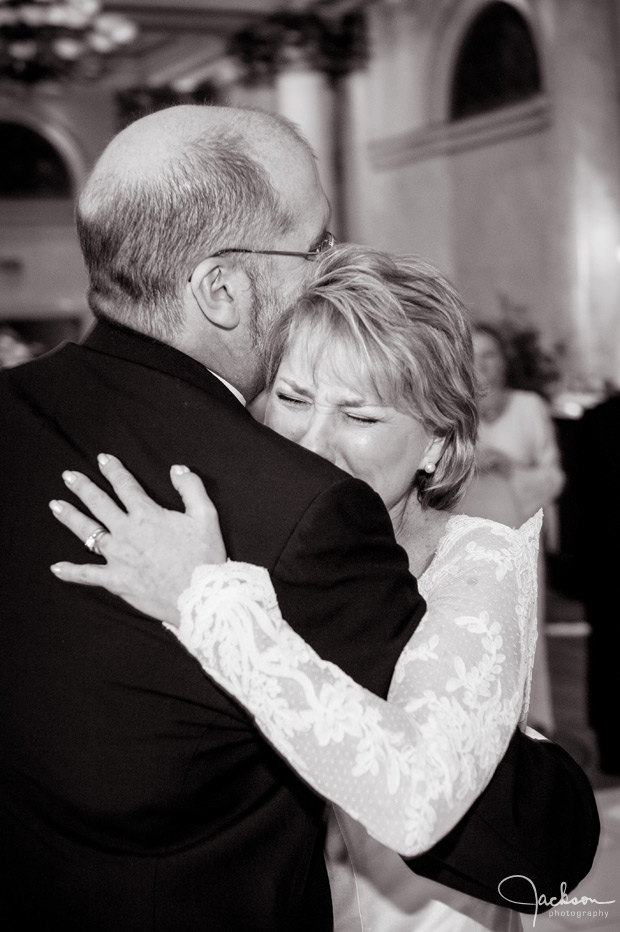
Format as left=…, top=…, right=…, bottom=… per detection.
left=277, top=377, right=313, bottom=397
left=279, top=378, right=382, bottom=408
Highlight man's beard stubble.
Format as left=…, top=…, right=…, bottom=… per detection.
left=246, top=261, right=300, bottom=389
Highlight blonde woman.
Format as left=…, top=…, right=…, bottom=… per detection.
left=51, top=247, right=597, bottom=931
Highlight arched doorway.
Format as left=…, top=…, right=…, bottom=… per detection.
left=0, top=121, right=73, bottom=198
left=450, top=2, right=542, bottom=120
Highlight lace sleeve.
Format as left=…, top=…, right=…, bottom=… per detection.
left=165, top=514, right=540, bottom=856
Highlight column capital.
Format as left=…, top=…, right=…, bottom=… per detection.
left=229, top=10, right=368, bottom=85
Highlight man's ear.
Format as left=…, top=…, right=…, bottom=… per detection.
left=188, top=258, right=243, bottom=330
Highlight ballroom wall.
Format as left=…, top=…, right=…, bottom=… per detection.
left=0, top=84, right=116, bottom=340
left=335, top=0, right=620, bottom=390
left=1, top=0, right=620, bottom=388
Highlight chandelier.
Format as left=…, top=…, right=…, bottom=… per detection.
left=0, top=0, right=138, bottom=84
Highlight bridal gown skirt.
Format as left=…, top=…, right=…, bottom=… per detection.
left=325, top=807, right=522, bottom=932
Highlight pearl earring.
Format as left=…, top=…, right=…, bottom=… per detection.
left=423, top=462, right=436, bottom=474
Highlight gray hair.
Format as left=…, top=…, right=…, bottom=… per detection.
left=76, top=107, right=307, bottom=340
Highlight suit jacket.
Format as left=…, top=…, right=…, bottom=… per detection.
left=0, top=321, right=599, bottom=930
left=0, top=320, right=424, bottom=932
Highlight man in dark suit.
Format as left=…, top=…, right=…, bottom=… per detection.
left=0, top=105, right=598, bottom=930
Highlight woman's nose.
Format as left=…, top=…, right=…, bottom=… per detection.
left=298, top=413, right=336, bottom=462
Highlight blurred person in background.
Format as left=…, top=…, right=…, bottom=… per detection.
left=460, top=323, right=565, bottom=736
left=574, top=389, right=620, bottom=776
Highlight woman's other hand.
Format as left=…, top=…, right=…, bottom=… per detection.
left=49, top=454, right=227, bottom=626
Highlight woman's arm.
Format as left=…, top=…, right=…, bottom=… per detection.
left=511, top=393, right=565, bottom=516
left=50, top=457, right=540, bottom=857
left=167, top=516, right=539, bottom=855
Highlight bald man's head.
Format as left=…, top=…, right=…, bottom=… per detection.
left=95, top=105, right=311, bottom=193
left=77, top=105, right=316, bottom=341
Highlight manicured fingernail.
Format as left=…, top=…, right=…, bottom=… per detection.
left=50, top=564, right=64, bottom=577
left=98, top=453, right=109, bottom=467
left=171, top=465, right=190, bottom=475
left=62, top=471, right=77, bottom=485
left=49, top=500, right=64, bottom=515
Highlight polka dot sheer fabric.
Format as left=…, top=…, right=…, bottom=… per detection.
left=167, top=511, right=541, bottom=856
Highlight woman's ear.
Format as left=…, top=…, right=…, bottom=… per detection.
left=188, top=258, right=242, bottom=330
left=419, top=435, right=445, bottom=474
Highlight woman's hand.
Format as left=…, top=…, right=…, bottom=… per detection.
left=49, top=453, right=227, bottom=626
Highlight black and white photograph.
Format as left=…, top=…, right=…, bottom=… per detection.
left=0, top=2, right=618, bottom=930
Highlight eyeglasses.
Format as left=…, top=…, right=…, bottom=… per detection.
left=208, top=230, right=336, bottom=262
left=188, top=231, right=335, bottom=282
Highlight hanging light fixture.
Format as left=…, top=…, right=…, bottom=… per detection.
left=0, top=0, right=138, bottom=84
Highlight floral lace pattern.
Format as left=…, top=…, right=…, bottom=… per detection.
left=166, top=512, right=541, bottom=857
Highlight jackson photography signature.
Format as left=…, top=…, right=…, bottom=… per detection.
left=498, top=875, right=616, bottom=926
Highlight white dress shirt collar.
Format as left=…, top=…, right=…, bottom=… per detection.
left=207, top=370, right=246, bottom=407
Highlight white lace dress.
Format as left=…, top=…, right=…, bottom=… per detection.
left=165, top=512, right=542, bottom=932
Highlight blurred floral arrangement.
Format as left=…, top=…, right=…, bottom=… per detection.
left=0, top=0, right=137, bottom=84
left=492, top=292, right=564, bottom=401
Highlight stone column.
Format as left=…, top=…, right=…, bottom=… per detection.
left=228, top=11, right=368, bottom=239
left=276, top=59, right=337, bottom=227
left=545, top=0, right=620, bottom=388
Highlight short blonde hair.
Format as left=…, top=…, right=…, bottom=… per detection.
left=264, top=244, right=479, bottom=510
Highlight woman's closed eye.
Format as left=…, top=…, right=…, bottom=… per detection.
left=275, top=391, right=308, bottom=407
left=346, top=412, right=380, bottom=425
left=277, top=393, right=380, bottom=423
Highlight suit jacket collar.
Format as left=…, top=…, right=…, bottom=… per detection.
left=83, top=318, right=244, bottom=409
